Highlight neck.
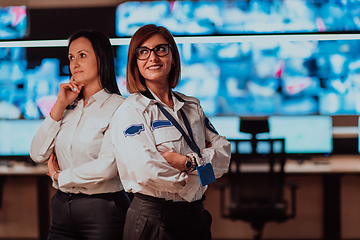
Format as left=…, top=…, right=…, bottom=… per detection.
left=147, top=84, right=173, bottom=109
left=82, top=82, right=103, bottom=106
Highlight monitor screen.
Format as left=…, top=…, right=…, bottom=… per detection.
left=208, top=116, right=273, bottom=154
left=0, top=47, right=67, bottom=121
left=116, top=0, right=360, bottom=37
left=268, top=115, right=333, bottom=154
left=0, top=6, right=27, bottom=39
left=208, top=116, right=249, bottom=139
left=0, top=120, right=42, bottom=156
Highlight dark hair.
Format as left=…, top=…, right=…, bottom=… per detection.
left=126, top=24, right=181, bottom=93
left=68, top=30, right=121, bottom=98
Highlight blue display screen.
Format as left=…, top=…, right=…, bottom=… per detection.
left=0, top=47, right=67, bottom=156
left=0, top=6, right=27, bottom=39
left=0, top=120, right=42, bottom=156
left=209, top=115, right=333, bottom=154
left=268, top=115, right=333, bottom=154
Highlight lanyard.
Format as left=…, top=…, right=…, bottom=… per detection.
left=156, top=103, right=202, bottom=158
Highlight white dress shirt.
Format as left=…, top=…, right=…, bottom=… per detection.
left=30, top=89, right=125, bottom=195
left=110, top=89, right=231, bottom=202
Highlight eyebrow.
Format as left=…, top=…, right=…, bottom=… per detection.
left=139, top=43, right=168, bottom=48
left=68, top=49, right=89, bottom=55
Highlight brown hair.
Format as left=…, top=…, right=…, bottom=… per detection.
left=126, top=24, right=181, bottom=93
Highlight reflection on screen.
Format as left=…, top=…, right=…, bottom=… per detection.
left=116, top=0, right=360, bottom=37
left=0, top=120, right=42, bottom=156
left=268, top=116, right=333, bottom=154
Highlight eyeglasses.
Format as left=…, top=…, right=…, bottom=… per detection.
left=135, top=44, right=171, bottom=60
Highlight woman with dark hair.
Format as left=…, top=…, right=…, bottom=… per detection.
left=30, top=30, right=130, bottom=240
left=111, top=24, right=231, bottom=240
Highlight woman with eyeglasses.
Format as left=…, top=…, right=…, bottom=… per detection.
left=110, top=24, right=231, bottom=240
left=30, top=30, right=130, bottom=239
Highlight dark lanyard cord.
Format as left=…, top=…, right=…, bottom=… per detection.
left=156, top=103, right=202, bottom=158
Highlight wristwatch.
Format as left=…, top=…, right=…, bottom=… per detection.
left=185, top=155, right=192, bottom=172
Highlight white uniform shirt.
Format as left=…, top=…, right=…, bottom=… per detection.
left=30, top=89, right=125, bottom=194
left=111, top=89, right=231, bottom=202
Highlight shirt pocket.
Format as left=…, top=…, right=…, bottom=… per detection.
left=152, top=126, right=182, bottom=154
left=79, top=117, right=110, bottom=143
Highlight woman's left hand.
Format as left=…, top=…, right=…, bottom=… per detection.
left=161, top=152, right=187, bottom=171
left=47, top=152, right=60, bottom=181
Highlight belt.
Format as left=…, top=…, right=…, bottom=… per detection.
left=132, top=193, right=206, bottom=216
left=56, top=189, right=124, bottom=202
left=134, top=193, right=205, bottom=206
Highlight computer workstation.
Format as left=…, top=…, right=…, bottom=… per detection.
left=0, top=119, right=49, bottom=240
left=209, top=115, right=358, bottom=240
left=210, top=115, right=334, bottom=163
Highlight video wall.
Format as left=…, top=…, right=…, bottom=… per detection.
left=115, top=0, right=360, bottom=117
left=116, top=0, right=360, bottom=36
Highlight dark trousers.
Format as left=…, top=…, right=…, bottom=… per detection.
left=123, top=193, right=212, bottom=240
left=48, top=190, right=130, bottom=240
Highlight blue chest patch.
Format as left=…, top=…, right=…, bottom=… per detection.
left=123, top=124, right=145, bottom=137
left=205, top=117, right=218, bottom=135
left=151, top=120, right=173, bottom=130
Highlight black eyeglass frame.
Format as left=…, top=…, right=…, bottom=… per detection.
left=135, top=44, right=172, bottom=60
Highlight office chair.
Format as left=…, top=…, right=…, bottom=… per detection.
left=217, top=119, right=298, bottom=240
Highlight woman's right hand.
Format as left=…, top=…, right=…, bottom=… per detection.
left=50, top=77, right=84, bottom=121
left=57, top=76, right=83, bottom=107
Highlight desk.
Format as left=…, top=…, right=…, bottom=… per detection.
left=288, top=155, right=360, bottom=240
left=239, top=155, right=360, bottom=240
left=0, top=162, right=49, bottom=240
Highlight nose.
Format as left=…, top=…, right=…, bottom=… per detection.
left=71, top=58, right=79, bottom=68
left=148, top=50, right=159, bottom=61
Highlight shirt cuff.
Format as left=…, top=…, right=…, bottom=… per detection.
left=187, top=152, right=205, bottom=166
left=179, top=174, right=201, bottom=202
left=57, top=168, right=72, bottom=189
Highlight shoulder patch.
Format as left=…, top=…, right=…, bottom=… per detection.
left=123, top=124, right=145, bottom=137
left=151, top=120, right=173, bottom=130
left=205, top=117, right=218, bottom=135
